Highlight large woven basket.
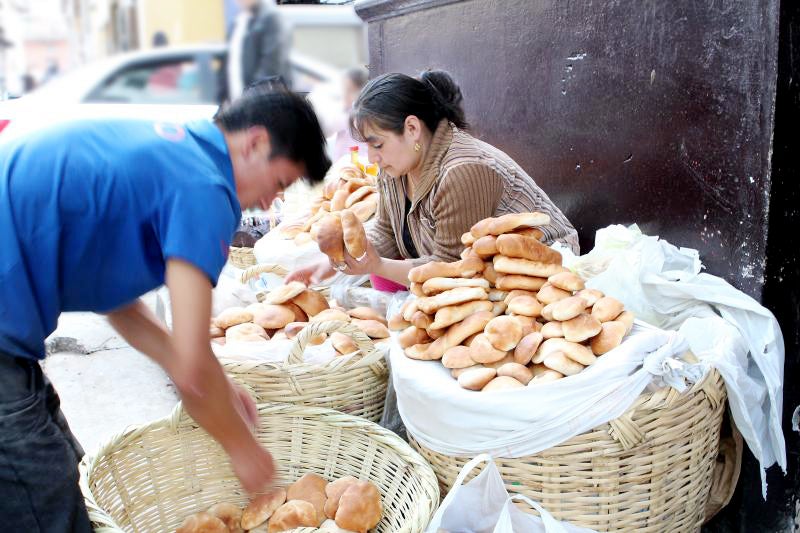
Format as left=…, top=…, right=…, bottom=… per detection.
left=229, top=246, right=257, bottom=269
left=81, top=403, right=439, bottom=532
left=411, top=369, right=727, bottom=533
left=221, top=320, right=389, bottom=422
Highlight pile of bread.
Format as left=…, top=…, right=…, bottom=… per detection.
left=389, top=212, right=634, bottom=391
left=211, top=282, right=389, bottom=355
left=177, top=473, right=382, bottom=533
left=276, top=164, right=378, bottom=247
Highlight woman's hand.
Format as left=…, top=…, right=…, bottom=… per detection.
left=285, top=258, right=336, bottom=286
left=340, top=238, right=382, bottom=276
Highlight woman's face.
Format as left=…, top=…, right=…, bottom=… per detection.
left=361, top=118, right=421, bottom=178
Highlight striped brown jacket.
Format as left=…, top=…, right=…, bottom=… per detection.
left=366, top=120, right=580, bottom=265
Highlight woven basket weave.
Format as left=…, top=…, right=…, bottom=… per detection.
left=229, top=246, right=257, bottom=269
left=221, top=321, right=389, bottom=422
left=81, top=403, right=439, bottom=532
left=411, top=369, right=727, bottom=533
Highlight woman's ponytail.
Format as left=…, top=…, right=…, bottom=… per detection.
left=419, top=69, right=468, bottom=130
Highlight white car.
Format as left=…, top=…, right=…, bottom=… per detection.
left=0, top=44, right=342, bottom=143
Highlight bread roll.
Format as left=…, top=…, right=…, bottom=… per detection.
left=350, top=196, right=378, bottom=222
left=421, top=276, right=490, bottom=295
left=616, top=310, right=635, bottom=334
left=252, top=304, right=295, bottom=329
left=351, top=319, right=390, bottom=339
left=511, top=314, right=539, bottom=337
left=534, top=337, right=597, bottom=365
left=483, top=376, right=526, bottom=391
left=562, top=313, right=602, bottom=343
left=472, top=235, right=499, bottom=257
left=550, top=296, right=588, bottom=321
left=483, top=354, right=515, bottom=369
left=459, top=246, right=473, bottom=260
left=226, top=322, right=269, bottom=342
left=401, top=299, right=419, bottom=322
left=309, top=332, right=328, bottom=346
left=329, top=189, right=349, bottom=211
left=529, top=369, right=564, bottom=384
left=334, top=480, right=382, bottom=533
left=543, top=352, right=584, bottom=376
left=341, top=210, right=367, bottom=260
left=494, top=256, right=565, bottom=278
left=315, top=215, right=345, bottom=263
left=468, top=217, right=497, bottom=239
left=287, top=473, right=328, bottom=525
left=470, top=333, right=509, bottom=364
left=302, top=210, right=326, bottom=232
left=344, top=185, right=375, bottom=209
left=513, top=227, right=545, bottom=240
left=322, top=477, right=359, bottom=520
left=430, top=300, right=493, bottom=330
left=292, top=289, right=330, bottom=317
left=495, top=274, right=548, bottom=292
left=591, top=296, right=625, bottom=323
left=267, top=500, right=318, bottom=532
left=513, top=332, right=543, bottom=365
left=442, top=345, right=476, bottom=369
left=503, top=289, right=537, bottom=305
left=483, top=263, right=498, bottom=284
left=209, top=324, right=225, bottom=338
left=458, top=367, right=497, bottom=391
left=405, top=311, right=493, bottom=360
left=487, top=212, right=551, bottom=236
left=497, top=362, right=534, bottom=385
left=506, top=295, right=543, bottom=317
left=310, top=308, right=351, bottom=324
left=461, top=232, right=476, bottom=246
left=548, top=271, right=585, bottom=292
left=213, top=307, right=253, bottom=329
left=495, top=233, right=562, bottom=264
left=410, top=310, right=433, bottom=330
left=590, top=320, right=628, bottom=355
left=409, top=282, right=425, bottom=297
left=540, top=303, right=555, bottom=322
left=284, top=322, right=307, bottom=340
left=536, top=284, right=572, bottom=305
left=576, top=288, right=604, bottom=307
left=416, top=287, right=489, bottom=314
left=241, top=488, right=287, bottom=530
left=323, top=179, right=340, bottom=200
left=485, top=315, right=523, bottom=351
left=207, top=503, right=243, bottom=533
left=463, top=332, right=480, bottom=346
left=338, top=164, right=363, bottom=181
left=488, top=289, right=509, bottom=302
left=487, top=301, right=503, bottom=317
left=540, top=321, right=564, bottom=339
left=319, top=518, right=358, bottom=532
left=282, top=301, right=309, bottom=323
left=395, top=326, right=426, bottom=349
left=331, top=332, right=358, bottom=355
left=408, top=256, right=484, bottom=283
left=347, top=307, right=386, bottom=324
left=176, top=512, right=228, bottom=533
left=388, top=313, right=411, bottom=331
left=266, top=282, right=308, bottom=305
left=451, top=365, right=480, bottom=378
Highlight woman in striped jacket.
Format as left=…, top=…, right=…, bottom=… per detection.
left=286, top=70, right=578, bottom=289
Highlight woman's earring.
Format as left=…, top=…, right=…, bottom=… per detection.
left=414, top=142, right=421, bottom=152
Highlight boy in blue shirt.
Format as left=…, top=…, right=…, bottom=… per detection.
left=0, top=89, right=330, bottom=531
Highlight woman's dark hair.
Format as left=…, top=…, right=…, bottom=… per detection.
left=214, top=87, right=330, bottom=184
left=350, top=69, right=468, bottom=140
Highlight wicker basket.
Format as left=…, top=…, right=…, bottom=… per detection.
left=411, top=369, right=727, bottom=533
left=229, top=246, right=257, bottom=269
left=81, top=403, right=439, bottom=532
left=221, top=321, right=389, bottom=422
left=240, top=263, right=334, bottom=299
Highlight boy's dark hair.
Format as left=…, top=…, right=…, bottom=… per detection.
left=214, top=86, right=330, bottom=184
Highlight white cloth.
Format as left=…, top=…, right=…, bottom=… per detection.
left=227, top=10, right=251, bottom=99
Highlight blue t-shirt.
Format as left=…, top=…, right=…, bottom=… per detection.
left=0, top=119, right=241, bottom=360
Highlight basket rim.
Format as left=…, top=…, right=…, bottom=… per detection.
left=81, top=402, right=440, bottom=533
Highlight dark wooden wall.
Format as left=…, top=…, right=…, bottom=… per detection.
left=355, top=0, right=799, bottom=530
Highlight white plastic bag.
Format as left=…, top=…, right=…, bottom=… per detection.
left=562, top=225, right=785, bottom=496
left=426, top=454, right=597, bottom=533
